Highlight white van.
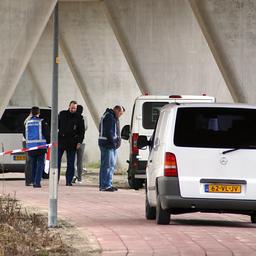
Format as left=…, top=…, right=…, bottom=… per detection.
left=138, top=103, right=256, bottom=224
left=121, top=95, right=215, bottom=189
left=0, top=107, right=51, bottom=178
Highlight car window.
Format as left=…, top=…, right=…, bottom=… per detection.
left=0, top=109, right=51, bottom=133
left=174, top=107, right=256, bottom=148
left=142, top=102, right=168, bottom=129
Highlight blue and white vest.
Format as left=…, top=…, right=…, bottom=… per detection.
left=25, top=117, right=47, bottom=148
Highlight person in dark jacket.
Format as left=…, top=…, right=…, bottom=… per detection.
left=98, top=105, right=125, bottom=191
left=24, top=106, right=50, bottom=188
left=58, top=101, right=85, bottom=186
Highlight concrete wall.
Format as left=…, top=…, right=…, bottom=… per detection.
left=0, top=0, right=56, bottom=116
left=58, top=2, right=140, bottom=167
left=4, top=0, right=256, bottom=172
left=14, top=2, right=140, bottom=168
left=104, top=0, right=233, bottom=102
left=192, top=0, right=256, bottom=103
left=13, top=21, right=101, bottom=165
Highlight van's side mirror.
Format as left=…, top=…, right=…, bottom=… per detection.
left=121, top=125, right=130, bottom=140
left=137, top=135, right=149, bottom=149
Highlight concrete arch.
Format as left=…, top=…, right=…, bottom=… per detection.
left=0, top=0, right=57, bottom=117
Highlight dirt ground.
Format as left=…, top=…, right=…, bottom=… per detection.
left=0, top=168, right=130, bottom=255
left=81, top=168, right=129, bottom=189
left=34, top=169, right=129, bottom=255
left=56, top=168, right=130, bottom=255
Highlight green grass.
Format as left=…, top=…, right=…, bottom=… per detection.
left=86, top=162, right=100, bottom=169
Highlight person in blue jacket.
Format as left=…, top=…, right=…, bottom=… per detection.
left=98, top=105, right=125, bottom=191
left=24, top=106, right=50, bottom=188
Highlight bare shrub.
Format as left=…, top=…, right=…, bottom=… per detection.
left=0, top=195, right=77, bottom=256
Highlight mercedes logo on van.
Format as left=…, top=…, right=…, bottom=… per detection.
left=220, top=157, right=228, bottom=165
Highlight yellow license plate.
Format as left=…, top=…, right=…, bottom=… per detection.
left=205, top=184, right=241, bottom=193
left=13, top=155, right=26, bottom=161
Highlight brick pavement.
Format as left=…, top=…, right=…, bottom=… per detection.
left=1, top=176, right=256, bottom=256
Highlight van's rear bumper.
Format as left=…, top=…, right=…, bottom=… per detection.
left=157, top=177, right=256, bottom=214
left=1, top=164, right=25, bottom=172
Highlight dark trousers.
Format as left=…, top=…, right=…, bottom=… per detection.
left=30, top=153, right=45, bottom=186
left=58, top=148, right=76, bottom=185
left=75, top=143, right=85, bottom=181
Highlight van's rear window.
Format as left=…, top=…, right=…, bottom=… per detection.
left=0, top=109, right=51, bottom=133
left=174, top=107, right=256, bottom=148
left=142, top=102, right=168, bottom=129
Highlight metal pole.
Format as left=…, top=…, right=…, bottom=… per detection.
left=48, top=2, right=59, bottom=228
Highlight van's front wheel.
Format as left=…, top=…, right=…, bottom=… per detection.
left=156, top=195, right=170, bottom=225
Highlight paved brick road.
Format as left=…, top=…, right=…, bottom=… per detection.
left=1, top=177, right=256, bottom=256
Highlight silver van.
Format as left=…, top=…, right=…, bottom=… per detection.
left=0, top=107, right=51, bottom=182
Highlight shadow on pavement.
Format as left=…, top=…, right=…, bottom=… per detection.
left=172, top=218, right=255, bottom=228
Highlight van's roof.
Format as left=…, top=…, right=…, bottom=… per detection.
left=162, top=102, right=256, bottom=111
left=136, top=95, right=215, bottom=101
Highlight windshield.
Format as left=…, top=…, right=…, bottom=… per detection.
left=174, top=107, right=256, bottom=148
left=0, top=109, right=51, bottom=133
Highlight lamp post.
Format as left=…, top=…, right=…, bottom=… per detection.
left=48, top=1, right=59, bottom=228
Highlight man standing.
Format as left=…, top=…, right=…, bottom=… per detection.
left=24, top=106, right=50, bottom=188
left=72, top=104, right=88, bottom=183
left=98, top=105, right=125, bottom=191
left=58, top=101, right=85, bottom=186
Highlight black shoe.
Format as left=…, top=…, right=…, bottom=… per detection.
left=102, top=187, right=115, bottom=192
left=33, top=184, right=41, bottom=188
left=72, top=176, right=77, bottom=184
left=112, top=186, right=118, bottom=191
left=66, top=183, right=72, bottom=186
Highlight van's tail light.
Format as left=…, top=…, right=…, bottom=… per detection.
left=169, top=95, right=182, bottom=99
left=164, top=152, right=178, bottom=177
left=132, top=133, right=139, bottom=154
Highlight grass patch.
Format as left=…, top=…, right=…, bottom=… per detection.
left=86, top=162, right=100, bottom=169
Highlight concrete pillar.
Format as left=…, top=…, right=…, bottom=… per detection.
left=102, top=2, right=146, bottom=94
left=59, top=1, right=140, bottom=170
left=190, top=0, right=256, bottom=104
left=104, top=0, right=233, bottom=102
left=0, top=0, right=57, bottom=116
left=16, top=21, right=100, bottom=163
left=9, top=67, right=46, bottom=107
left=189, top=0, right=239, bottom=102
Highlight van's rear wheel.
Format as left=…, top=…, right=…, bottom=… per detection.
left=146, top=191, right=156, bottom=220
left=251, top=214, right=256, bottom=223
left=128, top=172, right=144, bottom=190
left=156, top=195, right=170, bottom=225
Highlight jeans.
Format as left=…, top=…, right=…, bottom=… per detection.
left=99, top=146, right=117, bottom=189
left=58, top=148, right=76, bottom=185
left=30, top=154, right=45, bottom=186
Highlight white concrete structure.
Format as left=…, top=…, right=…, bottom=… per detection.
left=1, top=0, right=256, bottom=170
